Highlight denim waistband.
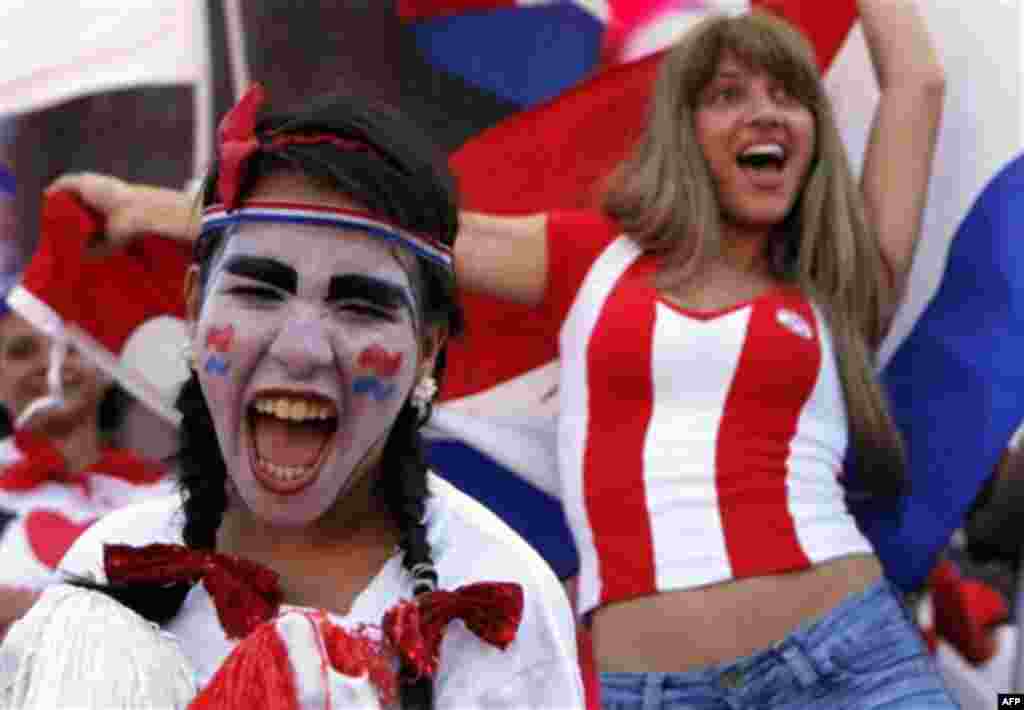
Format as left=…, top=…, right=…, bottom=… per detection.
left=599, top=578, right=949, bottom=708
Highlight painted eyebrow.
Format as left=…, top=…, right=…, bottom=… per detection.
left=328, top=274, right=414, bottom=313
left=223, top=255, right=298, bottom=294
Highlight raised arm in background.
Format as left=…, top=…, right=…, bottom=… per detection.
left=857, top=0, right=945, bottom=331
left=47, top=173, right=197, bottom=255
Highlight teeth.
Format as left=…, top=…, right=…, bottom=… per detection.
left=252, top=396, right=335, bottom=422
left=257, top=459, right=315, bottom=482
left=742, top=143, right=785, bottom=159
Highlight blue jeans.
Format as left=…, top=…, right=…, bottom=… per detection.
left=600, top=579, right=959, bottom=709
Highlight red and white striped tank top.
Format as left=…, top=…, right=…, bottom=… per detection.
left=544, top=211, right=873, bottom=616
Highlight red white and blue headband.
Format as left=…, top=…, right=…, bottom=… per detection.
left=207, top=83, right=454, bottom=272
left=199, top=201, right=454, bottom=271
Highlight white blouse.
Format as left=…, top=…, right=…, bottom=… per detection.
left=56, top=475, right=585, bottom=709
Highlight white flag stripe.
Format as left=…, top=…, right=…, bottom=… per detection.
left=826, top=2, right=1023, bottom=364
left=0, top=0, right=202, bottom=116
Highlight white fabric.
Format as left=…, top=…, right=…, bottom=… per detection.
left=57, top=475, right=585, bottom=709
left=273, top=611, right=383, bottom=709
left=826, top=3, right=1023, bottom=366
left=558, top=234, right=870, bottom=615
left=0, top=439, right=176, bottom=590
left=0, top=585, right=196, bottom=709
left=0, top=0, right=203, bottom=116
left=118, top=316, right=190, bottom=409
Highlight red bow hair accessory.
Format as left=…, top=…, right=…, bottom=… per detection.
left=216, top=83, right=389, bottom=211
left=104, top=543, right=283, bottom=639
left=383, top=582, right=524, bottom=677
left=216, top=84, right=265, bottom=211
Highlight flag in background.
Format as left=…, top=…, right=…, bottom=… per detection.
left=828, top=1, right=1024, bottom=592
left=424, top=0, right=1024, bottom=594
left=399, top=1, right=854, bottom=109
left=0, top=1, right=204, bottom=116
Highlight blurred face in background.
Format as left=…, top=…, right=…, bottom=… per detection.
left=0, top=312, right=111, bottom=434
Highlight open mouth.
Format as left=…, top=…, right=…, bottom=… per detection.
left=736, top=143, right=787, bottom=174
left=247, top=392, right=339, bottom=495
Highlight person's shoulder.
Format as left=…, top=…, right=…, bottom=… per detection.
left=424, top=476, right=583, bottom=706
left=548, top=208, right=620, bottom=240
left=425, top=474, right=564, bottom=591
left=58, top=494, right=185, bottom=580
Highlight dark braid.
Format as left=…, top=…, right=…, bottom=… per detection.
left=376, top=401, right=439, bottom=710
left=176, top=372, right=229, bottom=551
left=68, top=371, right=229, bottom=622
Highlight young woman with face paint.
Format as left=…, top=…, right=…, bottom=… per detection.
left=43, top=3, right=948, bottom=708
left=2, top=91, right=584, bottom=709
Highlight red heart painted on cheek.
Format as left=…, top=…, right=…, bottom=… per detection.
left=357, top=345, right=403, bottom=377
left=24, top=510, right=96, bottom=569
left=206, top=325, right=235, bottom=353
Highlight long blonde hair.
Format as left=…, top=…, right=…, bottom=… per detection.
left=603, top=11, right=905, bottom=499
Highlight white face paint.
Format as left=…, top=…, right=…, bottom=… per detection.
left=193, top=217, right=423, bottom=528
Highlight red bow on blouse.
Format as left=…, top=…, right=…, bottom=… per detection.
left=104, top=543, right=283, bottom=639
left=383, top=582, right=525, bottom=677
left=104, top=543, right=524, bottom=667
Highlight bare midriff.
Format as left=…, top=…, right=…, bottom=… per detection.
left=590, top=553, right=884, bottom=673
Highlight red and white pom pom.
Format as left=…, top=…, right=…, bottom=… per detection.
left=0, top=584, right=197, bottom=709
left=191, top=610, right=396, bottom=710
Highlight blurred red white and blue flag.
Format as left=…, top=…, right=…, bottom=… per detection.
left=422, top=0, right=1024, bottom=592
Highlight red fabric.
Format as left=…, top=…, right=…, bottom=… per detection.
left=442, top=54, right=662, bottom=402
left=323, top=617, right=398, bottom=705
left=397, top=0, right=515, bottom=21
left=215, top=83, right=387, bottom=211
left=0, top=431, right=166, bottom=492
left=541, top=210, right=621, bottom=330
left=441, top=5, right=856, bottom=404
left=384, top=582, right=524, bottom=677
left=24, top=510, right=95, bottom=569
left=193, top=611, right=400, bottom=709
left=188, top=616, right=300, bottom=710
left=21, top=190, right=190, bottom=356
left=583, top=256, right=659, bottom=606
left=716, top=290, right=817, bottom=577
left=0, top=432, right=168, bottom=571
left=217, top=83, right=265, bottom=210
left=754, top=0, right=857, bottom=71
left=103, top=543, right=283, bottom=639
left=928, top=559, right=1009, bottom=665
left=576, top=625, right=601, bottom=710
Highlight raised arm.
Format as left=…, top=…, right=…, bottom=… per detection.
left=51, top=173, right=551, bottom=305
left=455, top=212, right=549, bottom=306
left=857, top=0, right=945, bottom=327
left=47, top=173, right=197, bottom=254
